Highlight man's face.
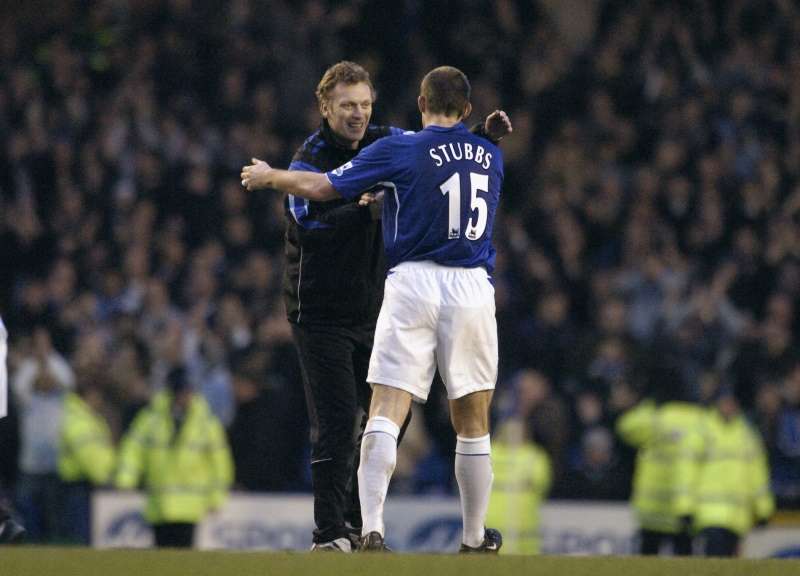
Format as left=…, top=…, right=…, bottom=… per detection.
left=173, top=389, right=192, bottom=413
left=717, top=395, right=739, bottom=420
left=322, top=82, right=372, bottom=148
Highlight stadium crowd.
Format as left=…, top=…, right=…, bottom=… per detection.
left=1, top=0, right=800, bottom=543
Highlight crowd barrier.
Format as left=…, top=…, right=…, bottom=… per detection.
left=92, top=492, right=800, bottom=557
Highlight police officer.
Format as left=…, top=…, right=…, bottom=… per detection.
left=616, top=357, right=704, bottom=556
left=694, top=387, right=774, bottom=556
left=486, top=418, right=551, bottom=554
left=58, top=378, right=115, bottom=544
left=116, top=367, right=233, bottom=548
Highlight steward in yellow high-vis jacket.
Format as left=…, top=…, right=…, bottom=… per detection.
left=116, top=367, right=233, bottom=548
left=486, top=419, right=552, bottom=554
left=58, top=383, right=116, bottom=544
left=616, top=358, right=703, bottom=556
left=695, top=388, right=774, bottom=557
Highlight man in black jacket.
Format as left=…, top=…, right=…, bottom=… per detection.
left=269, top=61, right=509, bottom=551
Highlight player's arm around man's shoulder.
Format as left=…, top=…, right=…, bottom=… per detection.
left=242, top=134, right=397, bottom=202
left=241, top=157, right=339, bottom=201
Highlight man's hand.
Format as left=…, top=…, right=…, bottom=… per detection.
left=358, top=192, right=379, bottom=206
left=241, top=158, right=272, bottom=191
left=484, top=110, right=512, bottom=141
left=359, top=190, right=384, bottom=220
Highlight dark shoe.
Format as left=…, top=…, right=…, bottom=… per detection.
left=0, top=518, right=26, bottom=544
left=459, top=528, right=502, bottom=554
left=310, top=537, right=352, bottom=552
left=359, top=531, right=390, bottom=552
left=346, top=526, right=362, bottom=550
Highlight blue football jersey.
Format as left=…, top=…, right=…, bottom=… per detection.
left=326, top=123, right=503, bottom=273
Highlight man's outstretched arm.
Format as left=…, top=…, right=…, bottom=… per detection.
left=241, top=158, right=339, bottom=201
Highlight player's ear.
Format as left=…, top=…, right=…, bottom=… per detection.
left=462, top=101, right=472, bottom=121
left=320, top=98, right=329, bottom=119
left=418, top=95, right=426, bottom=115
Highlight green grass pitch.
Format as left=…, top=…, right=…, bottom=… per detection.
left=3, top=548, right=800, bottom=576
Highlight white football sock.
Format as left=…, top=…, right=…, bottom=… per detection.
left=455, top=434, right=493, bottom=548
left=358, top=416, right=400, bottom=537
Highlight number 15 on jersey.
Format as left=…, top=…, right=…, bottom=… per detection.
left=440, top=172, right=489, bottom=241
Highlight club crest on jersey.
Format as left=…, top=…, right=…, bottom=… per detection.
left=332, top=161, right=353, bottom=176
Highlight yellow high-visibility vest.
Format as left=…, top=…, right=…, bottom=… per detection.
left=617, top=400, right=704, bottom=533
left=116, top=391, right=234, bottom=524
left=486, top=441, right=551, bottom=554
left=59, top=392, right=115, bottom=485
left=694, top=410, right=774, bottom=535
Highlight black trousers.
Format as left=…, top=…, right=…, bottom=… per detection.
left=292, top=323, right=375, bottom=544
left=153, top=522, right=195, bottom=548
left=700, top=527, right=740, bottom=557
left=639, top=529, right=692, bottom=556
left=60, top=481, right=91, bottom=545
left=293, top=322, right=412, bottom=543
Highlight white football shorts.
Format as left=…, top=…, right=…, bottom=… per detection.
left=367, top=260, right=498, bottom=402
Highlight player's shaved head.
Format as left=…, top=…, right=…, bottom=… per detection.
left=316, top=61, right=375, bottom=107
left=420, top=66, right=471, bottom=118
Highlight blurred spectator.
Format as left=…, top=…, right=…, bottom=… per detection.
left=616, top=356, right=704, bottom=556
left=664, top=276, right=749, bottom=399
left=58, top=376, right=116, bottom=545
left=505, top=287, right=578, bottom=387
left=495, top=369, right=570, bottom=482
left=12, top=327, right=74, bottom=543
left=227, top=348, right=293, bottom=491
left=115, top=367, right=233, bottom=548
left=557, top=426, right=630, bottom=501
left=486, top=418, right=551, bottom=554
left=732, top=293, right=799, bottom=409
left=772, top=364, right=800, bottom=507
left=695, top=387, right=774, bottom=557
